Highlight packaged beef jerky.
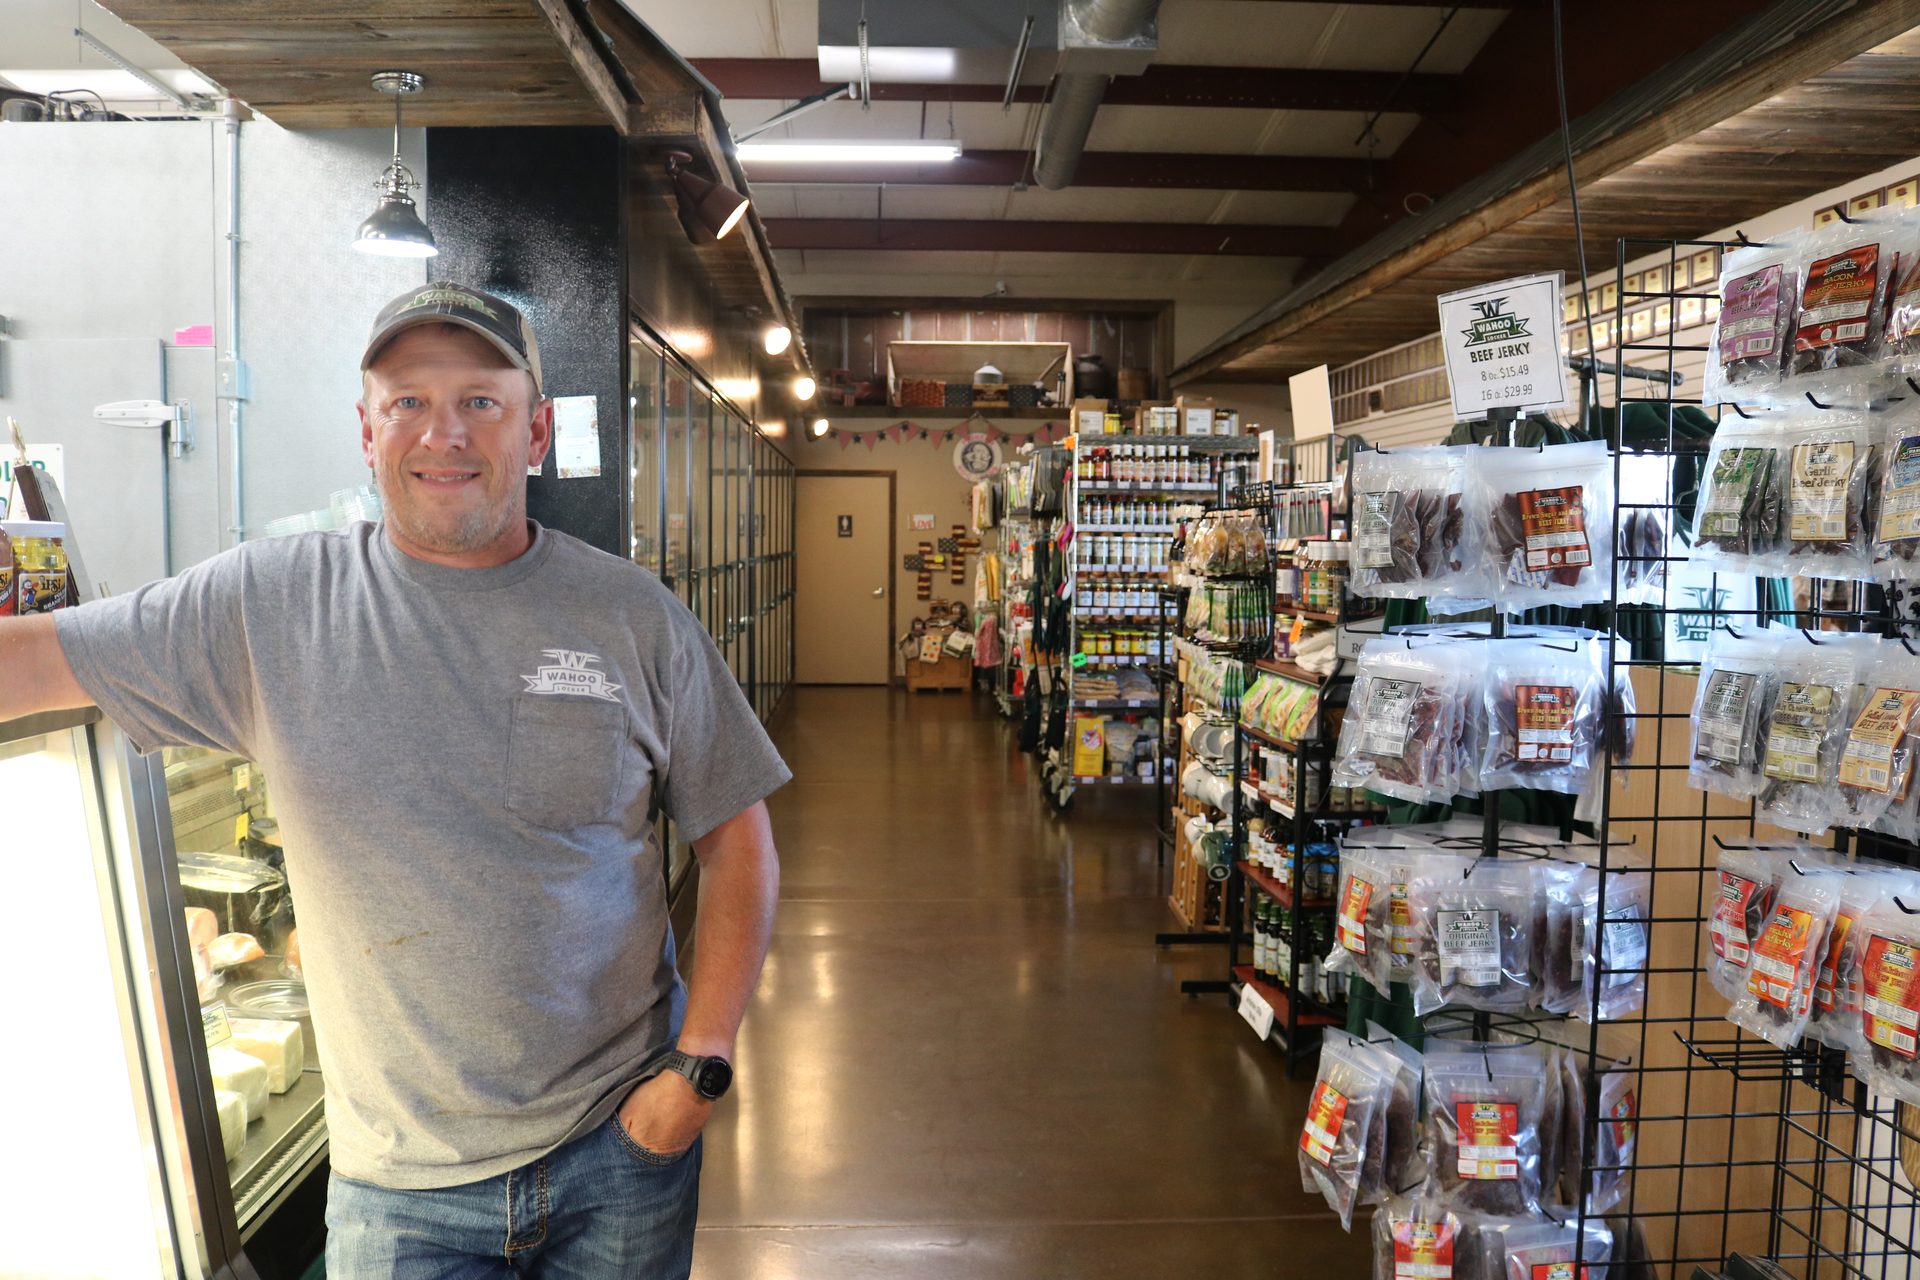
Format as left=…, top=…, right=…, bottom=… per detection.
left=1555, top=1049, right=1587, bottom=1209
left=1847, top=894, right=1920, bottom=1106
left=1756, top=634, right=1864, bottom=835
left=1707, top=842, right=1784, bottom=1001
left=1836, top=649, right=1920, bottom=830
left=1472, top=441, right=1615, bottom=611
left=1576, top=868, right=1653, bottom=1023
left=1352, top=446, right=1476, bottom=601
left=1335, top=642, right=1469, bottom=804
left=1703, top=233, right=1802, bottom=409
left=1588, top=1064, right=1640, bottom=1217
left=1380, top=844, right=1473, bottom=993
left=1807, top=866, right=1905, bottom=1053
left=1778, top=412, right=1879, bottom=582
left=1536, top=861, right=1593, bottom=1016
left=1423, top=1040, right=1552, bottom=1216
left=1691, top=419, right=1786, bottom=569
left=1499, top=1218, right=1615, bottom=1280
left=1882, top=216, right=1920, bottom=390
left=1481, top=637, right=1606, bottom=797
left=1301, top=1030, right=1391, bottom=1232
left=1872, top=402, right=1920, bottom=580
left=1329, top=843, right=1388, bottom=980
left=1787, top=217, right=1894, bottom=396
left=1728, top=865, right=1843, bottom=1050
left=1367, top=1021, right=1429, bottom=1196
left=1687, top=629, right=1779, bottom=799
left=1374, top=1184, right=1466, bottom=1280
left=1411, top=858, right=1540, bottom=1016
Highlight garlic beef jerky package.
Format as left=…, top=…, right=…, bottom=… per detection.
left=1847, top=894, right=1920, bottom=1106
left=1779, top=412, right=1879, bottom=582
left=1704, top=233, right=1802, bottom=409
left=1481, top=637, right=1605, bottom=797
left=1410, top=858, right=1540, bottom=1016
left=1423, top=1040, right=1551, bottom=1216
left=1728, top=866, right=1842, bottom=1051
left=1687, top=629, right=1779, bottom=800
left=1473, top=441, right=1615, bottom=612
left=1692, top=419, right=1785, bottom=569
left=1707, top=842, right=1784, bottom=1001
left=1351, top=445, right=1475, bottom=600
left=1334, top=642, right=1468, bottom=805
left=1757, top=634, right=1863, bottom=835
left=1301, top=1030, right=1390, bottom=1231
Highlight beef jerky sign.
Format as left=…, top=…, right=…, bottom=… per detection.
left=1437, top=272, right=1574, bottom=421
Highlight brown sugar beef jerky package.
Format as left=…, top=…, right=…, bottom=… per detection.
left=1410, top=858, right=1540, bottom=1016
left=1423, top=1040, right=1552, bottom=1216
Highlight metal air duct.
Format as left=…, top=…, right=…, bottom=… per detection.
left=1033, top=0, right=1159, bottom=190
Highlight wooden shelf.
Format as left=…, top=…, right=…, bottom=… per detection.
left=1276, top=607, right=1340, bottom=624
left=1236, top=860, right=1334, bottom=911
left=1256, top=657, right=1324, bottom=685
left=1231, top=966, right=1342, bottom=1027
left=834, top=404, right=1069, bottom=420
left=1239, top=722, right=1299, bottom=753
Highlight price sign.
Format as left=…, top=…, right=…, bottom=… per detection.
left=1436, top=272, right=1574, bottom=421
left=201, top=1003, right=232, bottom=1047
left=1237, top=983, right=1276, bottom=1041
left=1070, top=651, right=1089, bottom=669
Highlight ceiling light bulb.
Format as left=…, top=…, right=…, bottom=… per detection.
left=810, top=418, right=830, bottom=438
left=763, top=324, right=793, bottom=356
left=794, top=375, right=817, bottom=401
left=354, top=71, right=437, bottom=258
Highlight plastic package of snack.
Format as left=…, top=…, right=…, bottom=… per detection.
left=1687, top=629, right=1779, bottom=799
left=1588, top=1064, right=1639, bottom=1217
left=1473, top=441, right=1615, bottom=611
left=1535, top=861, right=1592, bottom=1017
left=1757, top=633, right=1866, bottom=834
left=1707, top=841, right=1784, bottom=1000
left=1480, top=637, right=1605, bottom=797
left=1328, top=843, right=1387, bottom=980
left=1373, top=1184, right=1466, bottom=1280
left=1786, top=217, right=1894, bottom=399
left=1410, top=858, right=1540, bottom=1016
left=1334, top=643, right=1468, bottom=804
left=1577, top=868, right=1653, bottom=1023
left=1366, top=1022, right=1428, bottom=1197
left=1351, top=446, right=1475, bottom=601
left=1556, top=1049, right=1586, bottom=1209
left=1837, top=649, right=1920, bottom=830
left=1778, top=411, right=1879, bottom=582
left=1728, top=864, right=1843, bottom=1050
left=1703, top=234, right=1802, bottom=410
left=1376, top=843, right=1472, bottom=993
left=1882, top=219, right=1920, bottom=391
left=1301, top=1030, right=1389, bottom=1231
left=1423, top=1040, right=1551, bottom=1216
left=1807, top=867, right=1904, bottom=1052
left=1500, top=1218, right=1615, bottom=1280
left=1691, top=419, right=1786, bottom=569
left=1873, top=402, right=1920, bottom=580
left=1846, top=894, right=1920, bottom=1106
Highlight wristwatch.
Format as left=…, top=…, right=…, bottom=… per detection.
left=661, top=1050, right=734, bottom=1101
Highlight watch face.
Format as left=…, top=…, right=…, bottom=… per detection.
left=695, top=1058, right=733, bottom=1099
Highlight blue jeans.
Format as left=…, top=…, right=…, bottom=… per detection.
left=325, top=1121, right=702, bottom=1279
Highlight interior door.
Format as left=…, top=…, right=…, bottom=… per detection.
left=796, top=473, right=890, bottom=684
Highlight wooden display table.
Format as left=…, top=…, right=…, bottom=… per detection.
left=906, top=651, right=973, bottom=693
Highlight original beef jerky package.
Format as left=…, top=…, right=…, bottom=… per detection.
left=1473, top=441, right=1615, bottom=612
left=1872, top=401, right=1920, bottom=580
left=1410, top=858, right=1540, bottom=1016
left=1787, top=217, right=1894, bottom=400
left=1301, top=1030, right=1390, bottom=1231
left=1424, top=1040, right=1551, bottom=1216
left=1728, top=865, right=1843, bottom=1050
left=1779, top=411, right=1879, bottom=582
left=1499, top=1219, right=1614, bottom=1280
left=1687, top=628, right=1779, bottom=799
left=1704, top=234, right=1802, bottom=410
left=1836, top=649, right=1920, bottom=830
left=1577, top=869, right=1653, bottom=1023
left=1351, top=445, right=1475, bottom=600
left=1846, top=894, right=1920, bottom=1106
left=1756, top=633, right=1865, bottom=835
left=1691, top=419, right=1785, bottom=570
left=1373, top=1185, right=1466, bottom=1280
left=1334, top=642, right=1468, bottom=804
left=1481, top=637, right=1606, bottom=797
left=1707, top=841, right=1784, bottom=1001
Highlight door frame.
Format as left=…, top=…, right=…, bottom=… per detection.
left=796, top=469, right=896, bottom=685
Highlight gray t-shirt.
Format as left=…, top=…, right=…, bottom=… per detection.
left=56, top=521, right=791, bottom=1189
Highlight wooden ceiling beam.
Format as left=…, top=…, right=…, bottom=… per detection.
left=741, top=149, right=1369, bottom=192
left=763, top=218, right=1329, bottom=257
left=531, top=0, right=634, bottom=136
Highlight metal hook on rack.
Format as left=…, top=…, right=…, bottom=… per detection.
left=1833, top=207, right=1860, bottom=225
left=1725, top=402, right=1757, bottom=420
left=1907, top=377, right=1920, bottom=399
left=1801, top=629, right=1825, bottom=645
left=1806, top=392, right=1835, bottom=411
left=1789, top=858, right=1811, bottom=876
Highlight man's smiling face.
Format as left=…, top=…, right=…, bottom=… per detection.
left=358, top=323, right=552, bottom=566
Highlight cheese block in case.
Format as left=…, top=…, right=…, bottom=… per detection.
left=227, top=1018, right=304, bottom=1093
left=215, top=1088, right=247, bottom=1158
left=208, top=1044, right=269, bottom=1120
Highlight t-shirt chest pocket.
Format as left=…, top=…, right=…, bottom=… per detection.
left=505, top=695, right=628, bottom=829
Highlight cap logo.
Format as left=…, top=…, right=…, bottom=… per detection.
left=408, top=286, right=499, bottom=319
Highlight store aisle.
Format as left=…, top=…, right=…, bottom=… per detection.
left=692, top=687, right=1370, bottom=1278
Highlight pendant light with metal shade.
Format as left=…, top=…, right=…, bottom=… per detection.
left=353, top=71, right=437, bottom=258
left=664, top=151, right=749, bottom=244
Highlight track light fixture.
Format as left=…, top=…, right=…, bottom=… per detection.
left=794, top=375, right=817, bottom=402
left=763, top=324, right=793, bottom=356
left=810, top=418, right=830, bottom=439
left=664, top=150, right=749, bottom=244
left=353, top=71, right=437, bottom=258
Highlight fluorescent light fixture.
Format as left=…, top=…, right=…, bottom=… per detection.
left=793, top=375, right=818, bottom=402
left=736, top=141, right=962, bottom=165
left=0, top=68, right=215, bottom=101
left=763, top=324, right=793, bottom=356
left=818, top=46, right=959, bottom=83
left=810, top=418, right=831, bottom=438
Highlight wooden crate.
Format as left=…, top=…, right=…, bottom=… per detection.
left=906, top=651, right=972, bottom=693
left=1169, top=806, right=1227, bottom=932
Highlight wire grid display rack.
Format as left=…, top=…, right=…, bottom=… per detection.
left=1576, top=234, right=1920, bottom=1279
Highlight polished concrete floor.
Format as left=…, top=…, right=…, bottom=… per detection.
left=692, top=686, right=1371, bottom=1278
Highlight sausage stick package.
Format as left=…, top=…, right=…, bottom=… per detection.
left=1301, top=1030, right=1390, bottom=1231
left=1707, top=842, right=1784, bottom=1001
left=1778, top=412, right=1879, bottom=583
left=1757, top=634, right=1866, bottom=835
left=1472, top=441, right=1615, bottom=611
left=1692, top=419, right=1786, bottom=570
left=1481, top=638, right=1605, bottom=797
left=1351, top=446, right=1475, bottom=600
left=1727, top=865, right=1843, bottom=1051
left=1334, top=642, right=1469, bottom=804
left=1848, top=895, right=1920, bottom=1106
left=1703, top=234, right=1802, bottom=410
left=1410, top=857, right=1541, bottom=1016
left=1423, top=1039, right=1552, bottom=1216
left=1688, top=629, right=1779, bottom=799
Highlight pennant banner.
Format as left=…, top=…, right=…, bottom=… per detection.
left=837, top=432, right=852, bottom=450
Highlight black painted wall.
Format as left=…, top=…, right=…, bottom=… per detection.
left=425, top=126, right=628, bottom=557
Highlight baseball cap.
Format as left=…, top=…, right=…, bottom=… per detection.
left=361, top=282, right=544, bottom=395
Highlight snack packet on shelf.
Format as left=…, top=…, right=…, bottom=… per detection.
left=1333, top=640, right=1468, bottom=805
left=1807, top=865, right=1907, bottom=1053
left=1498, top=1218, right=1615, bottom=1280
left=1422, top=1039, right=1551, bottom=1217
left=1372, top=1183, right=1465, bottom=1280
left=1409, top=857, right=1540, bottom=1016
left=1691, top=418, right=1786, bottom=571
left=1350, top=445, right=1476, bottom=601
left=1577, top=867, right=1654, bottom=1024
left=1778, top=411, right=1880, bottom=583
left=1847, top=892, right=1920, bottom=1106
left=1757, top=631, right=1868, bottom=835
left=1707, top=841, right=1784, bottom=1001
left=1873, top=401, right=1920, bottom=580
left=1836, top=647, right=1920, bottom=831
left=1786, top=216, right=1896, bottom=402
left=1480, top=637, right=1606, bottom=797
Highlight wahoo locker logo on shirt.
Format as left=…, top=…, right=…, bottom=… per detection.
left=522, top=650, right=623, bottom=702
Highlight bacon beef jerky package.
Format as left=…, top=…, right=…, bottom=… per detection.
left=1728, top=865, right=1843, bottom=1051
left=1756, top=633, right=1866, bottom=835
left=1846, top=894, right=1920, bottom=1106
left=1778, top=411, right=1879, bottom=582
left=1872, top=401, right=1920, bottom=580
left=1334, top=641, right=1470, bottom=804
left=1577, top=868, right=1654, bottom=1023
left=1703, top=233, right=1802, bottom=410
left=1691, top=419, right=1786, bottom=570
left=1706, top=841, right=1784, bottom=1001
left=1787, top=217, right=1894, bottom=399
left=1301, top=1030, right=1391, bottom=1231
left=1410, top=857, right=1540, bottom=1016
left=1373, top=1184, right=1467, bottom=1280
left=1351, top=445, right=1476, bottom=601
left=1423, top=1040, right=1552, bottom=1216
left=1499, top=1219, right=1615, bottom=1280
left=1472, top=441, right=1615, bottom=612
left=1481, top=637, right=1606, bottom=797
left=1687, top=628, right=1779, bottom=800
left=1807, top=866, right=1906, bottom=1052
left=1836, top=648, right=1920, bottom=831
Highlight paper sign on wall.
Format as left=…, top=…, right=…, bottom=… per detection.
left=1436, top=272, right=1574, bottom=420
left=552, top=395, right=602, bottom=479
left=912, top=514, right=936, bottom=531
left=0, top=444, right=64, bottom=519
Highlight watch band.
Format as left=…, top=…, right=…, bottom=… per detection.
left=660, top=1049, right=732, bottom=1100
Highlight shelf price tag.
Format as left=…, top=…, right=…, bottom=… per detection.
left=1070, top=652, right=1089, bottom=668
left=201, top=1003, right=232, bottom=1048
left=1436, top=272, right=1574, bottom=421
left=1237, top=983, right=1275, bottom=1041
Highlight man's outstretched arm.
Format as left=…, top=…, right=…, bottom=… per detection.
left=0, top=615, right=93, bottom=722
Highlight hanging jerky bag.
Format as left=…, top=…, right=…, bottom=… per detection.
left=1882, top=216, right=1920, bottom=391
left=1481, top=637, right=1605, bottom=797
left=1358, top=1035, right=1423, bottom=1209
left=1778, top=411, right=1879, bottom=582
left=1410, top=857, right=1540, bottom=1016
left=1707, top=841, right=1785, bottom=1001
left=1807, top=867, right=1903, bottom=1052
left=1472, top=440, right=1615, bottom=612
left=1329, top=843, right=1387, bottom=980
left=1373, top=1185, right=1465, bottom=1280
left=1872, top=402, right=1920, bottom=580
left=1536, top=861, right=1593, bottom=1016
left=1367, top=1021, right=1429, bottom=1196
left=1352, top=445, right=1476, bottom=601
left=1728, top=865, right=1842, bottom=1051
left=1423, top=1040, right=1551, bottom=1216
left=1375, top=844, right=1472, bottom=994
left=1691, top=419, right=1786, bottom=569
left=1499, top=1218, right=1615, bottom=1280
left=1587, top=1064, right=1640, bottom=1218
left=1703, top=233, right=1802, bottom=409
left=1687, top=628, right=1779, bottom=799
left=1836, top=649, right=1920, bottom=831
left=1300, top=1030, right=1389, bottom=1231
left=1846, top=895, right=1920, bottom=1107
left=1334, top=642, right=1467, bottom=804
left=1757, top=634, right=1862, bottom=835
left=1556, top=1049, right=1587, bottom=1209
left=1787, top=217, right=1894, bottom=398
left=1577, top=869, right=1653, bottom=1024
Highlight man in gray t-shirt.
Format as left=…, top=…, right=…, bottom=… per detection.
left=0, top=282, right=789, bottom=1278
